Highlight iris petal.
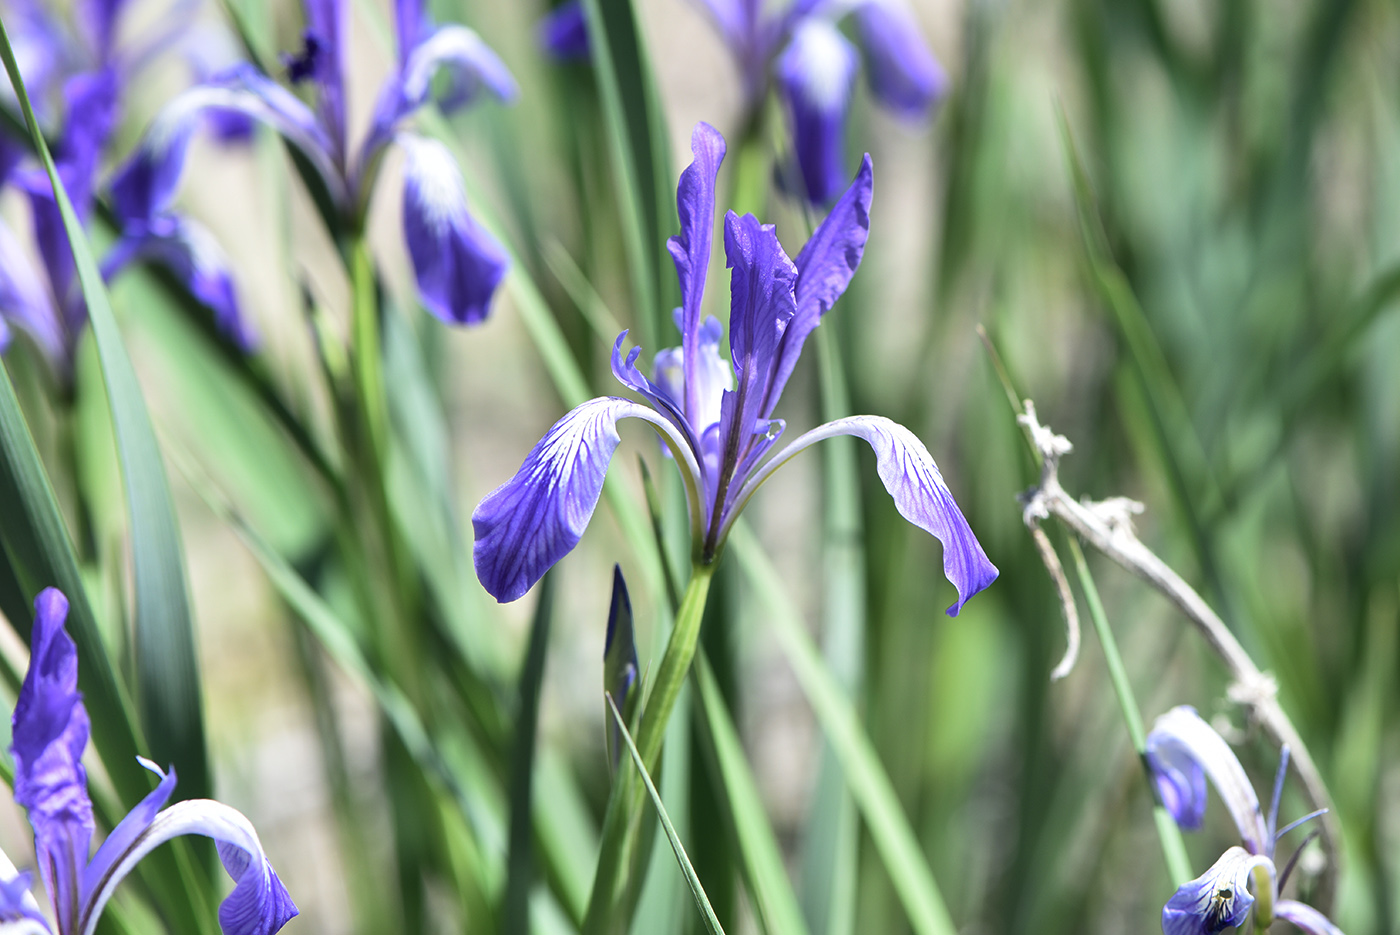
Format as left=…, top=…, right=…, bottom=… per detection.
left=10, top=589, right=93, bottom=935
left=851, top=0, right=947, bottom=117
left=725, top=416, right=997, bottom=614
left=102, top=216, right=256, bottom=351
left=79, top=799, right=297, bottom=935
left=473, top=397, right=682, bottom=602
left=80, top=759, right=177, bottom=907
left=0, top=215, right=65, bottom=365
left=1273, top=899, right=1343, bottom=935
left=716, top=212, right=797, bottom=503
left=303, top=0, right=349, bottom=161
left=665, top=122, right=726, bottom=424
left=776, top=18, right=858, bottom=204
left=763, top=154, right=872, bottom=417
left=1162, top=847, right=1268, bottom=935
left=400, top=134, right=509, bottom=326
left=1146, top=706, right=1270, bottom=853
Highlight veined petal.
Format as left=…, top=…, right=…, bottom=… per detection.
left=11, top=589, right=93, bottom=935
left=0, top=215, right=65, bottom=366
left=79, top=799, right=297, bottom=935
left=725, top=416, right=996, bottom=614
left=716, top=211, right=797, bottom=502
left=851, top=0, right=947, bottom=117
left=1146, top=706, right=1270, bottom=853
left=539, top=1, right=590, bottom=61
left=1162, top=847, right=1271, bottom=935
left=400, top=134, right=509, bottom=325
left=666, top=122, right=726, bottom=425
left=1274, top=900, right=1344, bottom=935
left=473, top=398, right=692, bottom=603
left=776, top=17, right=858, bottom=204
left=79, top=759, right=176, bottom=907
left=763, top=154, right=872, bottom=417
left=101, top=216, right=256, bottom=351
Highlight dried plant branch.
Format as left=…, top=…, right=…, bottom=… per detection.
left=1027, top=523, right=1081, bottom=681
left=1017, top=400, right=1340, bottom=909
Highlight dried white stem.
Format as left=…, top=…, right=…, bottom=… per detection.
left=1018, top=400, right=1339, bottom=909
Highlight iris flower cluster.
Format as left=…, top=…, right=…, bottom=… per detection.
left=1147, top=706, right=1340, bottom=935
left=111, top=0, right=518, bottom=329
left=0, top=589, right=295, bottom=935
left=542, top=0, right=946, bottom=205
left=0, top=0, right=249, bottom=370
left=473, top=121, right=997, bottom=610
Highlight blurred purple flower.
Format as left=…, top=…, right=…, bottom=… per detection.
left=541, top=0, right=945, bottom=203
left=113, top=0, right=518, bottom=327
left=1147, top=706, right=1339, bottom=935
left=473, top=121, right=997, bottom=607
left=4, top=588, right=297, bottom=935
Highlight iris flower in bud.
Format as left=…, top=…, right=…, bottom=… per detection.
left=473, top=122, right=996, bottom=609
left=538, top=2, right=590, bottom=62
left=111, top=0, right=518, bottom=327
left=603, top=565, right=639, bottom=773
left=3, top=588, right=297, bottom=935
left=1146, top=706, right=1339, bottom=935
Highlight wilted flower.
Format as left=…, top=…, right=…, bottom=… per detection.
left=1, top=588, right=297, bottom=935
left=473, top=121, right=997, bottom=608
left=1147, top=706, right=1339, bottom=935
left=111, top=0, right=518, bottom=327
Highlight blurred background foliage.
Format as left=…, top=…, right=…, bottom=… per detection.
left=0, top=0, right=1397, bottom=932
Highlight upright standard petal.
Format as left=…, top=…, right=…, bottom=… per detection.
left=473, top=397, right=680, bottom=602
left=1162, top=847, right=1269, bottom=935
left=776, top=18, right=858, bottom=204
left=851, top=0, right=947, bottom=117
left=394, top=0, right=430, bottom=65
left=665, top=122, right=726, bottom=424
left=762, top=154, right=872, bottom=417
left=1146, top=706, right=1270, bottom=854
left=400, top=134, right=509, bottom=325
left=1274, top=900, right=1344, bottom=935
left=303, top=0, right=349, bottom=163
left=79, top=799, right=297, bottom=935
left=539, top=1, right=590, bottom=61
left=56, top=71, right=121, bottom=202
left=715, top=211, right=796, bottom=502
left=11, top=588, right=94, bottom=935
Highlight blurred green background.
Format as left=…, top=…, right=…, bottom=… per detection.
left=1, top=0, right=1398, bottom=932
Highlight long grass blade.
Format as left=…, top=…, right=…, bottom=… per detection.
left=729, top=524, right=957, bottom=935
left=608, top=693, right=726, bottom=935
left=0, top=21, right=210, bottom=802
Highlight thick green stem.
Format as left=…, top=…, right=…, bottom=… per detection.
left=584, top=561, right=718, bottom=934
left=1067, top=537, right=1192, bottom=886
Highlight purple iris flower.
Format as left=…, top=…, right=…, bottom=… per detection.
left=710, top=0, right=948, bottom=203
left=111, top=0, right=519, bottom=327
left=1146, top=706, right=1338, bottom=935
left=473, top=121, right=996, bottom=608
left=0, top=0, right=255, bottom=367
left=2, top=588, right=297, bottom=935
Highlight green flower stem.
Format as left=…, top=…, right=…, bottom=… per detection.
left=1067, top=537, right=1192, bottom=886
left=584, top=560, right=718, bottom=934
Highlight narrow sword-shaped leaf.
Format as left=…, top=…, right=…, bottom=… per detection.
left=0, top=19, right=210, bottom=805
left=693, top=652, right=810, bottom=935
left=607, top=694, right=726, bottom=935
